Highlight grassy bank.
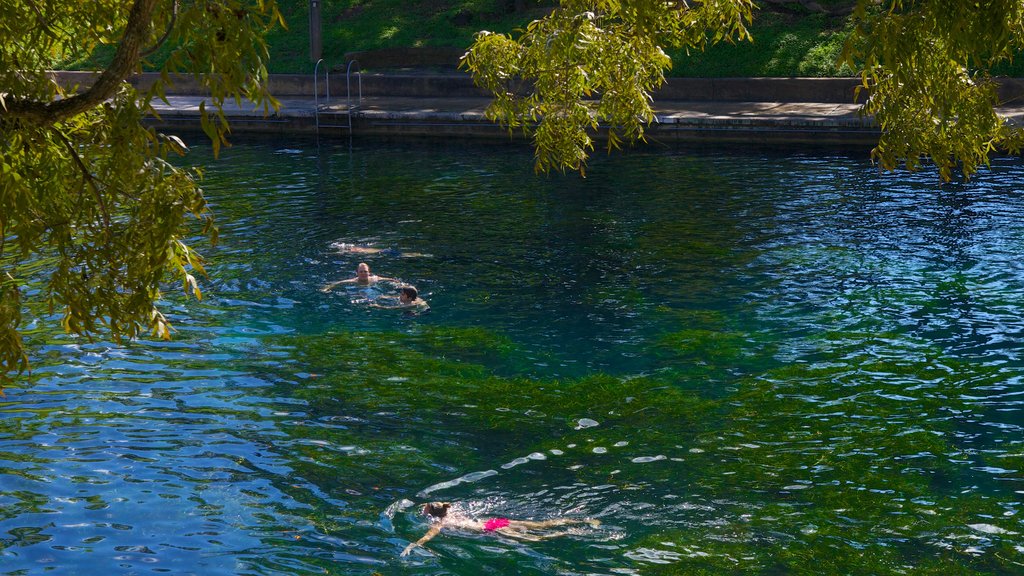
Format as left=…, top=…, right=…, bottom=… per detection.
left=267, top=1, right=855, bottom=76
left=69, top=1, right=1023, bottom=77
left=265, top=0, right=547, bottom=72
left=668, top=12, right=852, bottom=77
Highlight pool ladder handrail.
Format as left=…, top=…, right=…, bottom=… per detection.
left=314, top=58, right=362, bottom=136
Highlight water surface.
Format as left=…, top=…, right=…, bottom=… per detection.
left=3, top=139, right=1024, bottom=574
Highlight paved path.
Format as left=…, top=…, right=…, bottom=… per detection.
left=47, top=70, right=1024, bottom=145
left=149, top=93, right=874, bottom=140
left=146, top=93, right=1024, bottom=145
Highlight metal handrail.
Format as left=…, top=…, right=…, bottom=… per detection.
left=314, top=58, right=362, bottom=135
left=346, top=58, right=362, bottom=113
left=314, top=58, right=329, bottom=134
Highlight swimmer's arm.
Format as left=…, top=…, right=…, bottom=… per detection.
left=401, top=526, right=441, bottom=556
left=321, top=278, right=358, bottom=292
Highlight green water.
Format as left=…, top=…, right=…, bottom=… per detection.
left=2, top=139, right=1024, bottom=575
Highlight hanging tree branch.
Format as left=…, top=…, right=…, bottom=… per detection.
left=52, top=128, right=111, bottom=231
left=140, top=0, right=179, bottom=59
left=1, top=0, right=159, bottom=126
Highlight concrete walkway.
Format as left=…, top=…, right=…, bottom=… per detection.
left=149, top=94, right=876, bottom=146
left=137, top=73, right=1024, bottom=147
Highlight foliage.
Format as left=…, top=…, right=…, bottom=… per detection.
left=842, top=0, right=1024, bottom=180
left=462, top=0, right=757, bottom=174
left=63, top=0, right=560, bottom=73
left=464, top=0, right=1024, bottom=179
left=69, top=0, right=1024, bottom=82
left=0, top=0, right=284, bottom=387
left=669, top=11, right=854, bottom=77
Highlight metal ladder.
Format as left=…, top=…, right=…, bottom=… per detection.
left=314, top=58, right=362, bottom=135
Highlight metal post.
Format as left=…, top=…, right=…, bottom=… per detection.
left=309, top=0, right=322, bottom=62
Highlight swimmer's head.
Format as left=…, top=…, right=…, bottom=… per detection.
left=356, top=263, right=371, bottom=278
left=422, top=502, right=450, bottom=519
left=399, top=286, right=418, bottom=302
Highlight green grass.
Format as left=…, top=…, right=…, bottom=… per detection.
left=263, top=0, right=550, bottom=73
left=268, top=1, right=856, bottom=76
left=67, top=1, right=1024, bottom=77
left=669, top=12, right=855, bottom=77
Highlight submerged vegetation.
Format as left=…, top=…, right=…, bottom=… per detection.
left=275, top=321, right=1024, bottom=573
left=4, top=140, right=1024, bottom=573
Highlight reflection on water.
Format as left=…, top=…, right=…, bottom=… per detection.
left=3, top=140, right=1024, bottom=574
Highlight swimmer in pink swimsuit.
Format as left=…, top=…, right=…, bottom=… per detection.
left=400, top=501, right=601, bottom=556
left=483, top=517, right=511, bottom=532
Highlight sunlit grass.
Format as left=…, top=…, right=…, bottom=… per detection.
left=61, top=2, right=1024, bottom=78
left=670, top=12, right=855, bottom=78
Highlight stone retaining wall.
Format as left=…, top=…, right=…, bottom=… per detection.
left=47, top=71, right=1024, bottom=105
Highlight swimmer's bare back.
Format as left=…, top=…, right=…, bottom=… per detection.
left=332, top=242, right=431, bottom=258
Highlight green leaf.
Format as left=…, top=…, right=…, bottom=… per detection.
left=0, top=0, right=280, bottom=382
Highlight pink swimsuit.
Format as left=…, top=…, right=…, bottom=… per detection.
left=483, top=518, right=510, bottom=532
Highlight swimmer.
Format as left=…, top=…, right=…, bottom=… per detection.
left=333, top=242, right=430, bottom=258
left=321, top=262, right=396, bottom=292
left=370, top=285, right=429, bottom=312
left=401, top=501, right=600, bottom=556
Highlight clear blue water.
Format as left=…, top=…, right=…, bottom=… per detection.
left=3, top=139, right=1024, bottom=574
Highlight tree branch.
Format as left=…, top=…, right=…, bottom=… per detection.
left=53, top=129, right=111, bottom=232
left=1, top=0, right=159, bottom=126
left=24, top=0, right=62, bottom=41
left=140, top=0, right=179, bottom=59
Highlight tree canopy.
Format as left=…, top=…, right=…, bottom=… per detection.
left=462, top=0, right=1024, bottom=179
left=0, top=0, right=283, bottom=389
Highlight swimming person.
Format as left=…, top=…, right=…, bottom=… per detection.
left=321, top=262, right=396, bottom=292
left=400, top=502, right=600, bottom=556
left=370, top=285, right=429, bottom=312
left=332, top=242, right=430, bottom=258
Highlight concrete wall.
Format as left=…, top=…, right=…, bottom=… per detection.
left=52, top=70, right=864, bottom=101
left=341, top=47, right=465, bottom=69
left=656, top=78, right=866, bottom=104
left=47, top=70, right=1024, bottom=105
